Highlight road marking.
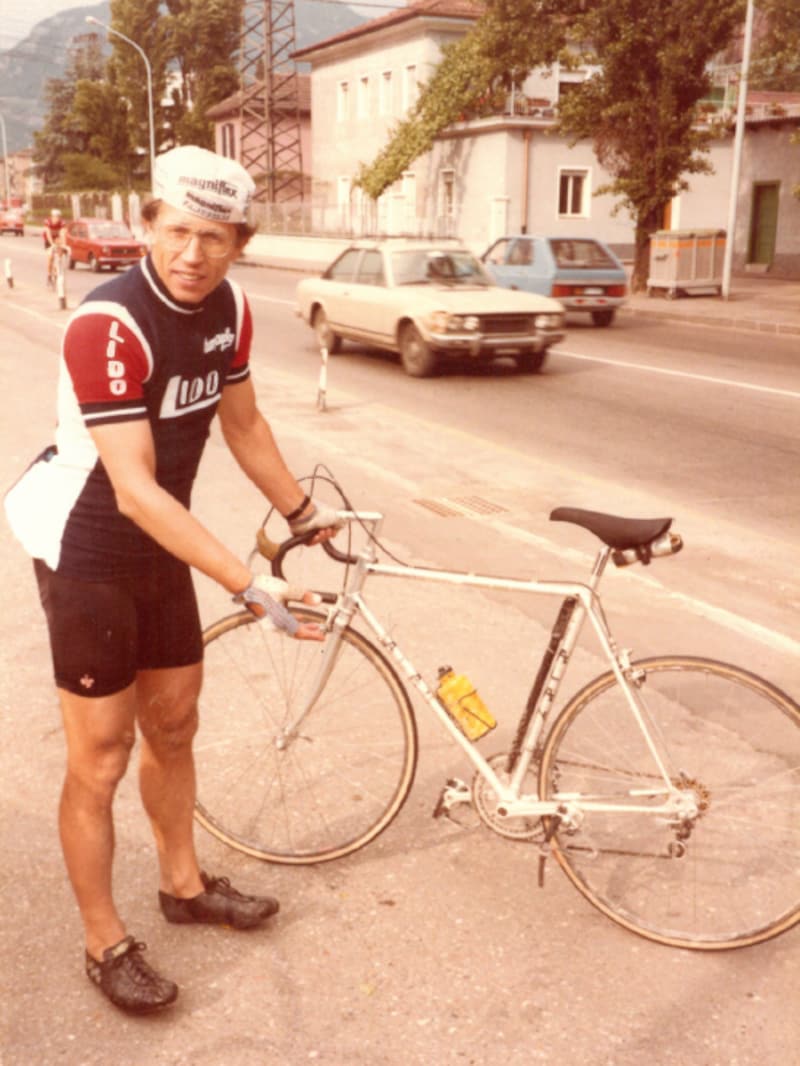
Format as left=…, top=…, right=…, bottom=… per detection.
left=247, top=292, right=295, bottom=308
left=557, top=348, right=800, bottom=400
left=2, top=300, right=66, bottom=329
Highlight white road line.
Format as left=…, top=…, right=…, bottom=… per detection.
left=1, top=301, right=66, bottom=329
left=557, top=348, right=800, bottom=400
left=247, top=293, right=295, bottom=307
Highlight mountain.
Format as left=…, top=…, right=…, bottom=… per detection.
left=0, top=0, right=368, bottom=153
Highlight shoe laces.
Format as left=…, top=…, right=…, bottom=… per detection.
left=111, top=940, right=160, bottom=986
left=203, top=875, right=249, bottom=901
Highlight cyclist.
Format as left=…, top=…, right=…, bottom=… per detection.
left=5, top=146, right=340, bottom=1016
left=43, top=208, right=66, bottom=286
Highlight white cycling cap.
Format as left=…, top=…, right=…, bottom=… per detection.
left=153, top=145, right=255, bottom=223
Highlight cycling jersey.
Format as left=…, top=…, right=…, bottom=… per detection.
left=5, top=254, right=253, bottom=578
left=44, top=218, right=65, bottom=246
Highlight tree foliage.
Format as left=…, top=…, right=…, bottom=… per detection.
left=34, top=35, right=134, bottom=188
left=161, top=0, right=242, bottom=149
left=356, top=0, right=746, bottom=288
left=35, top=0, right=243, bottom=188
left=752, top=0, right=800, bottom=91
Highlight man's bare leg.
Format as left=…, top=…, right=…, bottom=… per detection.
left=136, top=663, right=204, bottom=900
left=58, top=684, right=138, bottom=960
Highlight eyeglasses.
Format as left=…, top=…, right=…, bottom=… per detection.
left=155, top=223, right=235, bottom=259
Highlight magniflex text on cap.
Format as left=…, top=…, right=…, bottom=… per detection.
left=153, top=146, right=256, bottom=224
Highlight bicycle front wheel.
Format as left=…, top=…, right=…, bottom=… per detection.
left=539, top=656, right=800, bottom=950
left=195, top=608, right=418, bottom=864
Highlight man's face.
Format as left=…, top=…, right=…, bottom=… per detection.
left=147, top=203, right=242, bottom=304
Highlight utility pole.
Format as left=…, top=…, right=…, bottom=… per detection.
left=239, top=0, right=304, bottom=203
left=721, top=0, right=755, bottom=300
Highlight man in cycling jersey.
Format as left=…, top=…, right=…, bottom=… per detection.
left=5, top=146, right=339, bottom=1015
left=43, top=207, right=66, bottom=285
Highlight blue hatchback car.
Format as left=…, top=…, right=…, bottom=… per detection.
left=481, top=235, right=628, bottom=327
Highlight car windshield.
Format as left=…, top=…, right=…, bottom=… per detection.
left=392, top=249, right=490, bottom=286
left=88, top=223, right=133, bottom=239
left=549, top=239, right=618, bottom=269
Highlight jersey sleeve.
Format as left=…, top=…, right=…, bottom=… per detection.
left=62, top=302, right=154, bottom=428
left=225, top=284, right=252, bottom=386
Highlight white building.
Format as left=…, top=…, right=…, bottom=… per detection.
left=291, top=0, right=800, bottom=274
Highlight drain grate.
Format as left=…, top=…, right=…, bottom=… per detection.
left=413, top=495, right=508, bottom=518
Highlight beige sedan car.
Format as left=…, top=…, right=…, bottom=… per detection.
left=296, top=239, right=565, bottom=377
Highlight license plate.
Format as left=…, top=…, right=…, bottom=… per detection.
left=582, top=287, right=604, bottom=296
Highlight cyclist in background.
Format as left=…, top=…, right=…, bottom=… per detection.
left=44, top=208, right=66, bottom=286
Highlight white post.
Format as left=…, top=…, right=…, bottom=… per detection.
left=4, top=258, right=13, bottom=289
left=317, top=346, right=329, bottom=411
left=721, top=0, right=755, bottom=300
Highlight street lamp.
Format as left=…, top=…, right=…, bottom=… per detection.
left=86, top=16, right=156, bottom=189
left=0, top=111, right=11, bottom=204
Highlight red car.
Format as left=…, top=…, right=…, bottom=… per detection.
left=65, top=217, right=147, bottom=272
left=0, top=205, right=25, bottom=236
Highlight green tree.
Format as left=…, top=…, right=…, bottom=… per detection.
left=34, top=34, right=133, bottom=188
left=108, top=0, right=171, bottom=174
left=752, top=0, right=800, bottom=91
left=356, top=0, right=745, bottom=289
left=161, top=0, right=242, bottom=149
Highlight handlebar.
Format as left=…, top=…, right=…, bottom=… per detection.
left=254, top=522, right=362, bottom=603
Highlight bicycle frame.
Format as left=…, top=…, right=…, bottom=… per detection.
left=281, top=511, right=695, bottom=828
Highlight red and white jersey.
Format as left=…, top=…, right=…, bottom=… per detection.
left=5, top=256, right=253, bottom=578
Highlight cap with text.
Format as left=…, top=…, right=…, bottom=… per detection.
left=153, top=146, right=255, bottom=224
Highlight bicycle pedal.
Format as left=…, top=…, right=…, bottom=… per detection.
left=432, top=778, right=471, bottom=819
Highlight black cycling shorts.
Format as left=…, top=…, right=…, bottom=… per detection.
left=33, top=556, right=203, bottom=698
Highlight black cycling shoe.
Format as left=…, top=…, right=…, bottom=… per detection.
left=159, top=872, right=280, bottom=930
left=85, top=936, right=178, bottom=1014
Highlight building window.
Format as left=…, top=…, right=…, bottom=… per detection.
left=439, top=168, right=456, bottom=220
left=403, top=64, right=418, bottom=111
left=558, top=168, right=589, bottom=217
left=221, top=123, right=236, bottom=159
left=380, top=70, right=393, bottom=116
left=357, top=75, right=370, bottom=119
left=337, top=81, right=350, bottom=121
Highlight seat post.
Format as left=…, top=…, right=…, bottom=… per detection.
left=588, top=546, right=613, bottom=590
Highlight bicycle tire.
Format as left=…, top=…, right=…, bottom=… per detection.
left=538, top=656, right=800, bottom=950
left=195, top=607, right=418, bottom=864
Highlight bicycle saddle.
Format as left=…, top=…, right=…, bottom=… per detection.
left=550, top=507, right=672, bottom=550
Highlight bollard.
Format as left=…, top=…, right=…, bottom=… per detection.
left=317, top=345, right=328, bottom=411
left=4, top=258, right=12, bottom=289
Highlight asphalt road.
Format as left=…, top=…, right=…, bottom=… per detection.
left=1, top=241, right=798, bottom=1066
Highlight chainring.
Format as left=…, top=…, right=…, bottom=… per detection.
left=472, top=752, right=545, bottom=841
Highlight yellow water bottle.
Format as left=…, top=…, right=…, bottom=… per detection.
left=436, top=666, right=496, bottom=741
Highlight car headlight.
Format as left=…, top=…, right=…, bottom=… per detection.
left=423, top=311, right=480, bottom=333
left=536, top=313, right=564, bottom=329
left=101, top=246, right=111, bottom=256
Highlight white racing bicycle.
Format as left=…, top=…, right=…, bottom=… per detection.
left=195, top=475, right=800, bottom=951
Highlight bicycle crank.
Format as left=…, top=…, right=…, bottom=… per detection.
left=472, top=753, right=545, bottom=841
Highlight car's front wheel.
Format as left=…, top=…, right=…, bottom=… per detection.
left=312, top=308, right=341, bottom=354
left=399, top=323, right=438, bottom=378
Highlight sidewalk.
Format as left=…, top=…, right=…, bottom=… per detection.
left=242, top=233, right=800, bottom=337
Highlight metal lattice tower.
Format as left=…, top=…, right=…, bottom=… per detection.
left=239, top=0, right=305, bottom=202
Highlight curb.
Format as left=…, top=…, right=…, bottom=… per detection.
left=621, top=303, right=800, bottom=336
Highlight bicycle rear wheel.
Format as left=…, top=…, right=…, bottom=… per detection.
left=195, top=608, right=417, bottom=864
left=539, top=656, right=800, bottom=950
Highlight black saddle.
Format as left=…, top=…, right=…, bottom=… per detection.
left=550, top=507, right=672, bottom=551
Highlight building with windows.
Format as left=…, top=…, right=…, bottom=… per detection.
left=264, top=0, right=800, bottom=273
